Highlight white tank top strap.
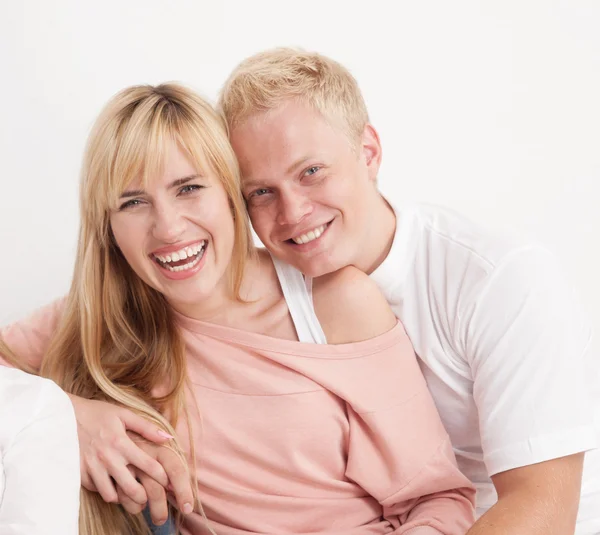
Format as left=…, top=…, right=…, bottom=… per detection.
left=270, top=254, right=327, bottom=344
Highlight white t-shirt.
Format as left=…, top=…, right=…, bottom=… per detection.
left=0, top=367, right=80, bottom=535
left=369, top=203, right=600, bottom=533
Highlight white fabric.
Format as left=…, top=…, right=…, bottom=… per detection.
left=370, top=202, right=600, bottom=533
left=271, top=254, right=327, bottom=344
left=0, top=367, right=80, bottom=535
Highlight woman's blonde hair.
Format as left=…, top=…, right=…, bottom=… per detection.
left=2, top=83, right=253, bottom=534
left=218, top=47, right=370, bottom=144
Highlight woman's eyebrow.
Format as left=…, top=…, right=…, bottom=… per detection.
left=120, top=188, right=145, bottom=199
left=120, top=174, right=202, bottom=198
left=168, top=174, right=201, bottom=189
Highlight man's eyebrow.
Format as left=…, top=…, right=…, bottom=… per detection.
left=120, top=174, right=201, bottom=198
left=241, top=157, right=316, bottom=191
left=240, top=178, right=266, bottom=192
left=286, top=156, right=312, bottom=175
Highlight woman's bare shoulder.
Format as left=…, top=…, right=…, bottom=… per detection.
left=312, top=266, right=397, bottom=344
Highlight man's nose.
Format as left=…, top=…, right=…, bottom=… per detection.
left=276, top=192, right=313, bottom=226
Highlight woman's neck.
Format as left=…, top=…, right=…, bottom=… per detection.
left=169, top=249, right=299, bottom=340
left=167, top=251, right=268, bottom=325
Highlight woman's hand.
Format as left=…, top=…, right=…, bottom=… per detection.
left=68, top=395, right=172, bottom=506
left=117, top=437, right=195, bottom=525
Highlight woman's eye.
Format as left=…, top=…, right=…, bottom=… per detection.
left=179, top=184, right=203, bottom=195
left=119, top=199, right=143, bottom=210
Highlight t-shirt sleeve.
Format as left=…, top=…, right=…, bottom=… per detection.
left=462, top=246, right=597, bottom=476
left=0, top=297, right=66, bottom=371
left=0, top=369, right=80, bottom=534
left=343, top=326, right=475, bottom=534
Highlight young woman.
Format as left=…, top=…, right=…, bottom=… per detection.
left=0, top=83, right=474, bottom=535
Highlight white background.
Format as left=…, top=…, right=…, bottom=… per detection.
left=0, top=1, right=598, bottom=340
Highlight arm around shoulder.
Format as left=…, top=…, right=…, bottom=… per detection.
left=0, top=297, right=66, bottom=371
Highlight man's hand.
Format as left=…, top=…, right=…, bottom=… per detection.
left=467, top=453, right=584, bottom=534
left=68, top=395, right=173, bottom=505
left=118, top=436, right=195, bottom=526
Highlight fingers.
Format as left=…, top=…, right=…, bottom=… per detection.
left=117, top=487, right=145, bottom=515
left=117, top=468, right=146, bottom=515
left=138, top=470, right=170, bottom=526
left=125, top=435, right=194, bottom=516
left=124, top=435, right=170, bottom=488
left=73, top=398, right=172, bottom=509
left=121, top=410, right=174, bottom=445
left=104, top=460, right=148, bottom=505
left=157, top=447, right=194, bottom=515
left=92, top=435, right=152, bottom=504
left=86, top=458, right=119, bottom=503
left=80, top=467, right=98, bottom=493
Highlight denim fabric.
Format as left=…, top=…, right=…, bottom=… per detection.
left=143, top=507, right=175, bottom=535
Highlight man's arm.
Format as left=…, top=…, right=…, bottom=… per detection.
left=0, top=370, right=80, bottom=535
left=460, top=245, right=595, bottom=533
left=0, top=299, right=183, bottom=512
left=467, top=453, right=583, bottom=534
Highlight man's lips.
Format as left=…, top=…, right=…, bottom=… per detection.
left=285, top=221, right=332, bottom=245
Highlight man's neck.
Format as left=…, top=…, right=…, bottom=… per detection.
left=361, top=194, right=396, bottom=275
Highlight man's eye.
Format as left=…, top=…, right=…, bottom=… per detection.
left=253, top=188, right=271, bottom=197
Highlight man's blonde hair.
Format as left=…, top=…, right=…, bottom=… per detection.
left=218, top=48, right=369, bottom=142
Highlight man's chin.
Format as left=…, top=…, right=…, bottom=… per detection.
left=291, top=255, right=344, bottom=279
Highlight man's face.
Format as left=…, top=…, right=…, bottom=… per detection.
left=230, top=100, right=382, bottom=277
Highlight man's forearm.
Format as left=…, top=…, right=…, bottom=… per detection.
left=467, top=495, right=548, bottom=534
left=466, top=483, right=580, bottom=535
left=467, top=454, right=583, bottom=535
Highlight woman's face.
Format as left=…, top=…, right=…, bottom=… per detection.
left=109, top=140, right=236, bottom=313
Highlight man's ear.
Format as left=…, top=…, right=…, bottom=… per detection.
left=361, top=124, right=382, bottom=182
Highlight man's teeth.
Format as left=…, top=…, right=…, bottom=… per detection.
left=153, top=241, right=206, bottom=272
left=292, top=224, right=327, bottom=245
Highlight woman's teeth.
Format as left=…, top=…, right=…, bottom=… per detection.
left=292, top=224, right=327, bottom=245
left=153, top=240, right=206, bottom=272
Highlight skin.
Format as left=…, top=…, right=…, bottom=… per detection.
left=110, top=141, right=237, bottom=321
left=69, top=395, right=172, bottom=505
left=117, top=433, right=195, bottom=526
left=228, top=98, right=585, bottom=534
left=467, top=454, right=584, bottom=535
left=230, top=100, right=396, bottom=278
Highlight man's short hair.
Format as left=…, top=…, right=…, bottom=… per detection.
left=218, top=47, right=370, bottom=143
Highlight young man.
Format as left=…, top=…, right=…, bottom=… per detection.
left=217, top=48, right=600, bottom=534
